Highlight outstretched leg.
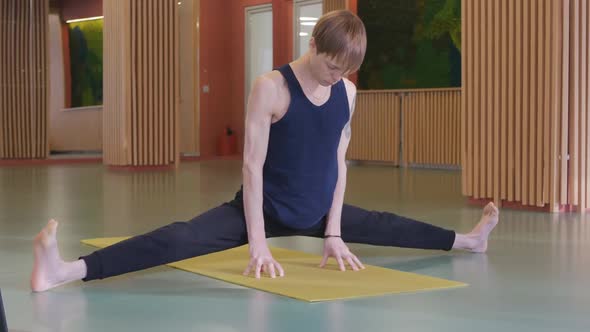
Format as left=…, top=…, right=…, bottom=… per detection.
left=31, top=202, right=248, bottom=292
left=340, top=202, right=499, bottom=252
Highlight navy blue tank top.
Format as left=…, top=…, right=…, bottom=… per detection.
left=260, top=64, right=350, bottom=229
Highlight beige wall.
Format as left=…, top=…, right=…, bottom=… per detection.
left=48, top=13, right=102, bottom=152
left=178, top=0, right=199, bottom=155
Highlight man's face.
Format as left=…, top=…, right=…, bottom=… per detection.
left=316, top=53, right=346, bottom=86
left=309, top=39, right=347, bottom=86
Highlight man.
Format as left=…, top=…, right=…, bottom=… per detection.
left=31, top=10, right=498, bottom=292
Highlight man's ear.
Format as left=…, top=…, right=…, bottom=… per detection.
left=309, top=37, right=317, bottom=53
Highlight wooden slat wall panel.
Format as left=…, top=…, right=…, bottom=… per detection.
left=0, top=0, right=48, bottom=159
left=586, top=0, right=590, bottom=210
left=347, top=91, right=400, bottom=164
left=103, top=0, right=178, bottom=166
left=103, top=0, right=129, bottom=165
left=462, top=0, right=590, bottom=212
left=323, top=0, right=347, bottom=13
left=402, top=90, right=461, bottom=167
left=570, top=0, right=589, bottom=211
left=347, top=89, right=460, bottom=167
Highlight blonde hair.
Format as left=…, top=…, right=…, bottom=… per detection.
left=312, top=10, right=367, bottom=73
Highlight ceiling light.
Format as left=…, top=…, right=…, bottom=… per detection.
left=66, top=16, right=104, bottom=23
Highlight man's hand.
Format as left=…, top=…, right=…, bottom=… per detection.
left=243, top=241, right=285, bottom=279
left=320, top=237, right=365, bottom=271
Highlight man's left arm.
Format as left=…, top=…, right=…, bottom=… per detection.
left=320, top=80, right=365, bottom=271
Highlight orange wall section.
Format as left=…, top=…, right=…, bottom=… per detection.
left=199, top=0, right=234, bottom=157
left=200, top=0, right=293, bottom=157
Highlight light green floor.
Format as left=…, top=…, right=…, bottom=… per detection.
left=1, top=160, right=589, bottom=332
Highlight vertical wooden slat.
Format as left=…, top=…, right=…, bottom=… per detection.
left=38, top=0, right=45, bottom=157
left=446, top=92, right=450, bottom=164
left=149, top=0, right=156, bottom=165
left=131, top=0, right=137, bottom=165
left=142, top=2, right=148, bottom=165
left=486, top=0, right=493, bottom=199
left=26, top=0, right=32, bottom=157
left=412, top=94, right=417, bottom=164
left=515, top=0, right=522, bottom=202
left=422, top=93, right=426, bottom=165
left=569, top=0, right=580, bottom=205
left=135, top=0, right=139, bottom=164
left=0, top=0, right=4, bottom=157
left=155, top=0, right=161, bottom=165
left=164, top=0, right=175, bottom=159
left=174, top=0, right=179, bottom=164
left=115, top=1, right=120, bottom=163
left=410, top=94, right=416, bottom=166
left=550, top=0, right=561, bottom=212
left=10, top=1, right=16, bottom=158
left=160, top=0, right=166, bottom=165
left=535, top=0, right=544, bottom=207
left=454, top=90, right=459, bottom=165
left=522, top=0, right=530, bottom=205
left=35, top=0, right=41, bottom=157
left=461, top=0, right=467, bottom=193
left=475, top=0, right=482, bottom=198
left=17, top=2, right=24, bottom=158
left=427, top=92, right=432, bottom=164
left=494, top=0, right=501, bottom=204
left=138, top=0, right=144, bottom=165
left=435, top=92, right=439, bottom=164
left=454, top=92, right=458, bottom=165
left=446, top=92, right=450, bottom=165
left=16, top=0, right=23, bottom=158
left=44, top=0, right=49, bottom=157
left=8, top=1, right=15, bottom=158
left=587, top=0, right=590, bottom=210
left=529, top=0, right=537, bottom=206
left=544, top=0, right=551, bottom=206
left=157, top=0, right=163, bottom=165
left=466, top=0, right=474, bottom=195
left=579, top=0, right=587, bottom=211
left=148, top=1, right=155, bottom=165
left=29, top=1, right=35, bottom=158
left=560, top=0, right=569, bottom=205
left=415, top=93, right=420, bottom=164
left=457, top=92, right=461, bottom=164
left=448, top=92, right=457, bottom=165
left=501, top=0, right=508, bottom=201
left=35, top=0, right=43, bottom=158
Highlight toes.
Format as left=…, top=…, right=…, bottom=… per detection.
left=47, top=219, right=58, bottom=233
left=483, top=202, right=499, bottom=216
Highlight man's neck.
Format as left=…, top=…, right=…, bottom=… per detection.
left=291, top=55, right=324, bottom=94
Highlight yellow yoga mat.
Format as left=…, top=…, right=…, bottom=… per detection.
left=81, top=237, right=467, bottom=302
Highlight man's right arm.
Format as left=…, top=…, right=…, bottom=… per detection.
left=243, top=75, right=273, bottom=244
left=242, top=74, right=284, bottom=278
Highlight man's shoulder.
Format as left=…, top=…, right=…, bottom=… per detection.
left=342, top=77, right=357, bottom=95
left=256, top=70, right=287, bottom=92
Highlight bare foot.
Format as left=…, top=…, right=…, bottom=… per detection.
left=31, top=220, right=73, bottom=292
left=469, top=202, right=499, bottom=253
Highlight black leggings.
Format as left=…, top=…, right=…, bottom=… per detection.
left=81, top=199, right=456, bottom=281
